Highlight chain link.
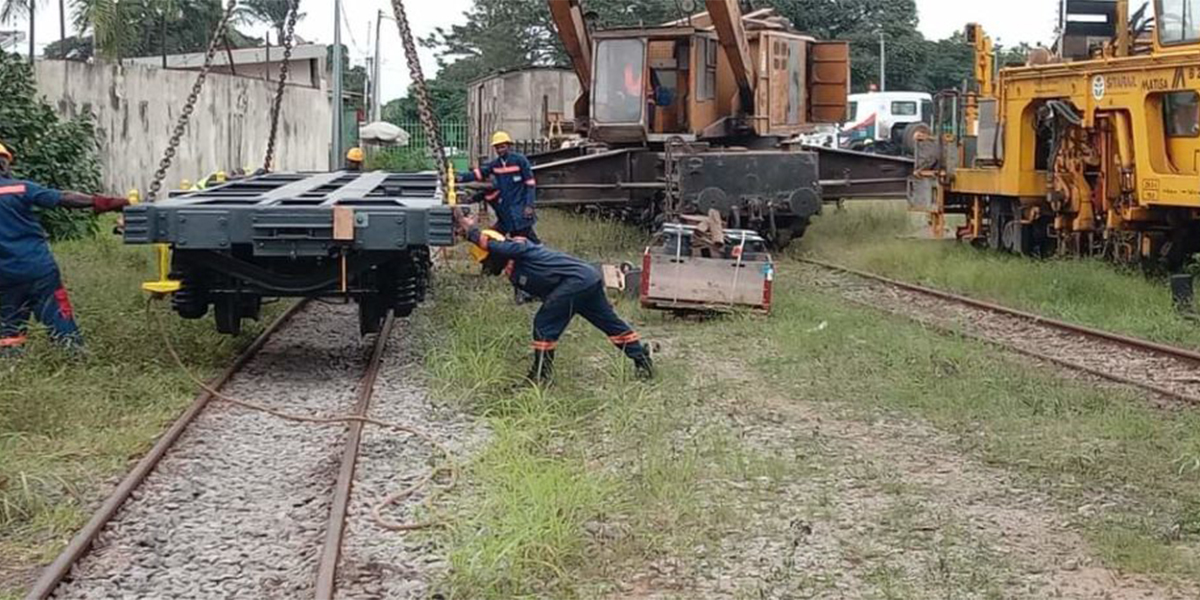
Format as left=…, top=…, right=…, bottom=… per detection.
left=147, top=0, right=239, bottom=201
left=388, top=0, right=449, bottom=194
left=262, top=0, right=299, bottom=173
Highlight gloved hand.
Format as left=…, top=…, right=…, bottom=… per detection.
left=92, top=195, right=130, bottom=214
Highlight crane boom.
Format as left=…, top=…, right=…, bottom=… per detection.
left=705, top=0, right=756, bottom=112
left=548, top=0, right=592, bottom=94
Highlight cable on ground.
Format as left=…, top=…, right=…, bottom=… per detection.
left=147, top=297, right=458, bottom=531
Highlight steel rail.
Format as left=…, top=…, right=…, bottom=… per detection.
left=314, top=312, right=395, bottom=600
left=800, top=257, right=1200, bottom=365
left=800, top=258, right=1200, bottom=405
left=24, top=300, right=308, bottom=600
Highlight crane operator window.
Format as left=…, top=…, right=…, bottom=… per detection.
left=595, top=39, right=647, bottom=124
left=1159, top=0, right=1200, bottom=44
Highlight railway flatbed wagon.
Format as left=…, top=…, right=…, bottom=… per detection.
left=122, top=171, right=454, bottom=335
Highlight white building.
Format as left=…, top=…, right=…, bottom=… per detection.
left=127, top=43, right=328, bottom=89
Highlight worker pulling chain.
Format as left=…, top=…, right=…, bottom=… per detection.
left=388, top=0, right=451, bottom=198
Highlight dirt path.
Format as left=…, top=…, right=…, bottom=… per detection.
left=614, top=348, right=1196, bottom=599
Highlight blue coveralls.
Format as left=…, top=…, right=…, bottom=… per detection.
left=458, top=153, right=539, bottom=242
left=468, top=228, right=646, bottom=359
left=0, top=177, right=82, bottom=349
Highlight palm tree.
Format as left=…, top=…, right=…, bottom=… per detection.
left=237, top=0, right=302, bottom=44
left=69, top=0, right=139, bottom=60
left=1, top=0, right=40, bottom=61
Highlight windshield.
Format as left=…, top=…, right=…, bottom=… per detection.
left=1159, top=0, right=1200, bottom=44
left=594, top=39, right=646, bottom=124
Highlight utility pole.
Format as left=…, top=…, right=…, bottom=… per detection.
left=372, top=10, right=383, bottom=123
left=879, top=31, right=886, bottom=92
left=365, top=20, right=373, bottom=124
left=28, top=0, right=34, bottom=62
left=331, top=0, right=344, bottom=169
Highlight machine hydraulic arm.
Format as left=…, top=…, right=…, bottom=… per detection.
left=548, top=0, right=592, bottom=95
left=705, top=0, right=757, bottom=112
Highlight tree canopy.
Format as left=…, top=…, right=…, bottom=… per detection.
left=42, top=0, right=264, bottom=61
left=0, top=49, right=101, bottom=240
left=403, top=0, right=1043, bottom=124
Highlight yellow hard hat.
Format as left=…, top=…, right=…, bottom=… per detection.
left=490, top=131, right=513, bottom=147
left=468, top=229, right=506, bottom=263
left=347, top=147, right=365, bottom=163
left=0, top=143, right=12, bottom=162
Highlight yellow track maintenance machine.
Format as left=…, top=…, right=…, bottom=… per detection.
left=909, top=0, right=1200, bottom=268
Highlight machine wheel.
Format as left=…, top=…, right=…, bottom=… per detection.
left=986, top=199, right=1008, bottom=251
left=358, top=295, right=387, bottom=336
left=789, top=217, right=811, bottom=243
left=171, top=275, right=209, bottom=319
left=214, top=297, right=242, bottom=336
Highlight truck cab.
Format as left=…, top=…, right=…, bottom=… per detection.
left=840, top=91, right=933, bottom=154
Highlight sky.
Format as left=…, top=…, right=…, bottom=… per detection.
left=3, top=0, right=1060, bottom=102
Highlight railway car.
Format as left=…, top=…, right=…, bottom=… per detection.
left=909, top=1, right=1200, bottom=268
left=123, top=171, right=453, bottom=335
left=466, top=67, right=582, bottom=165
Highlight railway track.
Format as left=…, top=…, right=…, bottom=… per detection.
left=25, top=301, right=466, bottom=600
left=799, top=258, right=1200, bottom=407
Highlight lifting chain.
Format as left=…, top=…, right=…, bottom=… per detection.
left=262, top=0, right=300, bottom=174
left=388, top=0, right=450, bottom=196
left=147, top=0, right=239, bottom=201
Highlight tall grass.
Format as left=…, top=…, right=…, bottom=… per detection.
left=798, top=201, right=1200, bottom=349
left=418, top=215, right=794, bottom=598
left=0, top=226, right=280, bottom=594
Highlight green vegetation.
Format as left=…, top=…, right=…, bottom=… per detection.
left=799, top=200, right=1200, bottom=350
left=6, top=210, right=1200, bottom=597
left=0, top=227, right=281, bottom=597
left=0, top=50, right=101, bottom=241
left=416, top=213, right=795, bottom=598
left=741, top=270, right=1200, bottom=577
left=422, top=210, right=1199, bottom=596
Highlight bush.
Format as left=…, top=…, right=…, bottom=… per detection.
left=0, top=50, right=102, bottom=241
left=365, top=147, right=435, bottom=172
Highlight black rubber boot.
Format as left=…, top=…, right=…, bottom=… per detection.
left=527, top=349, right=555, bottom=384
left=633, top=354, right=655, bottom=380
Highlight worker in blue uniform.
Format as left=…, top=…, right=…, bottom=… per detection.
left=0, top=143, right=131, bottom=353
left=456, top=131, right=540, bottom=243
left=454, top=208, right=653, bottom=383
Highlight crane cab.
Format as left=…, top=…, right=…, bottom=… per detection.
left=1154, top=0, right=1200, bottom=54
left=585, top=10, right=849, bottom=145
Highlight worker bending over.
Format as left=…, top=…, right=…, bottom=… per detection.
left=454, top=208, right=653, bottom=383
left=0, top=143, right=131, bottom=352
left=346, top=147, right=365, bottom=172
left=456, top=131, right=539, bottom=242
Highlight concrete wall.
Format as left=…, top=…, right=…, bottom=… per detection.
left=468, top=68, right=580, bottom=164
left=35, top=60, right=332, bottom=195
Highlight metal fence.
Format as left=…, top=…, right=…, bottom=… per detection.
left=365, top=120, right=470, bottom=172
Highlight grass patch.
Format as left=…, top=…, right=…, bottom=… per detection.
left=719, top=267, right=1200, bottom=579
left=422, top=210, right=1200, bottom=593
left=419, top=212, right=794, bottom=598
left=0, top=226, right=282, bottom=596
left=799, top=201, right=1200, bottom=349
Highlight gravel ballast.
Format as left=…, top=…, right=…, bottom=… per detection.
left=53, top=303, right=378, bottom=599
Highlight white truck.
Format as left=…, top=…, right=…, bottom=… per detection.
left=840, top=91, right=933, bottom=155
